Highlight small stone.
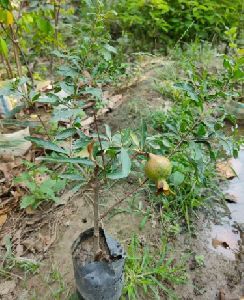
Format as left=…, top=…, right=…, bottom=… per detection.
left=224, top=193, right=238, bottom=204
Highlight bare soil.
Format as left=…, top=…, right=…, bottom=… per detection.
left=72, top=229, right=111, bottom=265
left=0, top=55, right=243, bottom=300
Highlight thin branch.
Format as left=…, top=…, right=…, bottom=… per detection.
left=100, top=178, right=148, bottom=220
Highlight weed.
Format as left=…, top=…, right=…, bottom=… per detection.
left=154, top=79, right=183, bottom=102
left=195, top=255, right=205, bottom=267
left=169, top=42, right=218, bottom=71
left=0, top=236, right=40, bottom=279
left=129, top=50, right=241, bottom=230
left=14, top=163, right=66, bottom=209
left=45, top=265, right=69, bottom=300
left=123, top=235, right=187, bottom=300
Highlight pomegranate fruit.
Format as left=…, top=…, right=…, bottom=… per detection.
left=144, top=153, right=173, bottom=195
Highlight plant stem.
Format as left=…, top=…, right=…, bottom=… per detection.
left=93, top=164, right=100, bottom=257
left=1, top=24, right=34, bottom=85
left=54, top=0, right=61, bottom=44
left=99, top=178, right=148, bottom=220
left=51, top=0, right=61, bottom=74
left=9, top=25, right=23, bottom=78
left=36, top=112, right=52, bottom=140
left=93, top=111, right=107, bottom=182
left=0, top=53, right=8, bottom=77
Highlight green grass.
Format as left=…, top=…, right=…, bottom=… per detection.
left=123, top=235, right=187, bottom=300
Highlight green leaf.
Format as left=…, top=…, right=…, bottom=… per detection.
left=83, top=87, right=102, bottom=99
left=139, top=215, right=149, bottom=230
left=0, top=37, right=8, bottom=58
left=174, top=82, right=198, bottom=101
left=56, top=128, right=77, bottom=140
left=39, top=180, right=56, bottom=197
left=52, top=50, right=67, bottom=58
left=223, top=58, right=232, bottom=70
left=59, top=81, right=75, bottom=95
left=197, top=123, right=206, bottom=137
left=25, top=137, right=67, bottom=154
left=59, top=174, right=84, bottom=181
left=0, top=0, right=10, bottom=10
left=37, top=94, right=59, bottom=104
left=36, top=17, right=51, bottom=34
left=101, top=50, right=111, bottom=61
left=107, top=148, right=131, bottom=179
left=130, top=132, right=140, bottom=148
left=20, top=195, right=36, bottom=209
left=170, top=171, right=185, bottom=186
left=111, top=133, right=121, bottom=146
left=57, top=65, right=79, bottom=77
left=105, top=124, right=112, bottom=140
left=233, top=68, right=244, bottom=80
left=140, top=119, right=147, bottom=150
left=52, top=108, right=84, bottom=122
left=104, top=44, right=117, bottom=54
left=37, top=156, right=94, bottom=165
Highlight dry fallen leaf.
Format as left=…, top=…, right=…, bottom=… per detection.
left=25, top=206, right=36, bottom=215
left=0, top=214, right=7, bottom=226
left=0, top=162, right=15, bottom=180
left=212, top=238, right=229, bottom=249
left=216, top=160, right=236, bottom=179
left=0, top=189, right=22, bottom=216
left=36, top=80, right=52, bottom=92
left=87, top=141, right=95, bottom=160
left=76, top=141, right=95, bottom=160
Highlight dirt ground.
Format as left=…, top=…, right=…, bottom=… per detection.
left=0, top=56, right=243, bottom=300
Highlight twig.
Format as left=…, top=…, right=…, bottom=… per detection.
left=173, top=21, right=195, bottom=50
left=99, top=178, right=148, bottom=220
left=0, top=268, right=23, bottom=280
left=131, top=149, right=148, bottom=161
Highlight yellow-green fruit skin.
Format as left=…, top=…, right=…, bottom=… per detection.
left=144, top=153, right=172, bottom=181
